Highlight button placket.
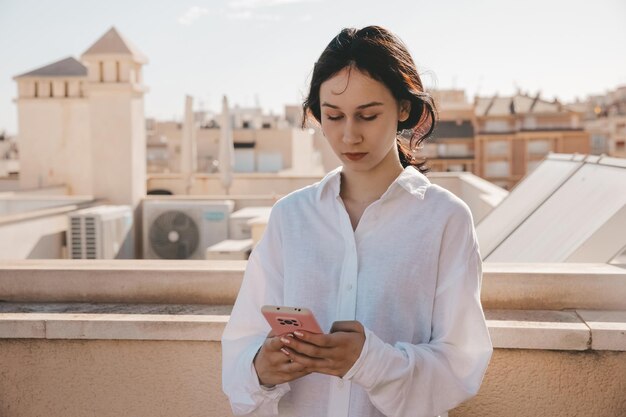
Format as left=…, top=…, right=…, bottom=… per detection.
left=328, top=195, right=358, bottom=417
left=335, top=195, right=358, bottom=317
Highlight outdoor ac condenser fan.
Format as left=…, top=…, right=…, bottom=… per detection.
left=148, top=210, right=200, bottom=259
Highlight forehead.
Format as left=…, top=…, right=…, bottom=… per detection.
left=319, top=66, right=394, bottom=107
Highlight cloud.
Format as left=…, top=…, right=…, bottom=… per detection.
left=226, top=10, right=282, bottom=21
left=178, top=6, right=210, bottom=25
left=224, top=0, right=319, bottom=21
left=228, top=0, right=320, bottom=9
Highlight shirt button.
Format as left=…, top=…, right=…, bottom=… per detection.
left=337, top=379, right=344, bottom=388
left=347, top=284, right=353, bottom=291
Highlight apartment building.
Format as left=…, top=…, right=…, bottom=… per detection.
left=146, top=106, right=322, bottom=176
left=423, top=89, right=476, bottom=173
left=474, top=92, right=589, bottom=189
left=577, top=85, right=626, bottom=158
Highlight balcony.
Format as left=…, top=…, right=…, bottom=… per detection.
left=1, top=260, right=625, bottom=416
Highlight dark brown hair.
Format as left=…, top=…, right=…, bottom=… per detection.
left=302, top=25, right=437, bottom=173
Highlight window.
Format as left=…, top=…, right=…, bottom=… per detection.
left=591, top=135, right=609, bottom=154
left=523, top=117, right=537, bottom=129
left=527, top=140, right=552, bottom=155
left=485, top=120, right=510, bottom=133
left=485, top=161, right=509, bottom=177
left=485, top=140, right=508, bottom=156
left=445, top=143, right=471, bottom=157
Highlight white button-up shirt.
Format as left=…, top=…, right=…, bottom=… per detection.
left=222, top=165, right=493, bottom=417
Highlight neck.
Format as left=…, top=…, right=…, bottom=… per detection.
left=340, top=148, right=404, bottom=204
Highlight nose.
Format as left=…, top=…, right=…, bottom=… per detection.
left=342, top=119, right=362, bottom=145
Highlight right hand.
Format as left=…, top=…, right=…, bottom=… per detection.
left=253, top=334, right=311, bottom=387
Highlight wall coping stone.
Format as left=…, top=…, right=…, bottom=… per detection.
left=1, top=304, right=625, bottom=351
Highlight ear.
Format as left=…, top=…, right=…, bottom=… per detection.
left=398, top=100, right=411, bottom=122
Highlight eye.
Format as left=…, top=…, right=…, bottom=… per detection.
left=361, top=114, right=378, bottom=121
left=326, top=114, right=344, bottom=121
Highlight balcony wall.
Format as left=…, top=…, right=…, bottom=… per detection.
left=0, top=197, right=97, bottom=260
left=428, top=173, right=508, bottom=223
left=1, top=261, right=625, bottom=416
left=146, top=173, right=324, bottom=196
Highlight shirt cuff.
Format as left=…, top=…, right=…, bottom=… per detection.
left=342, top=326, right=371, bottom=381
left=248, top=344, right=291, bottom=407
left=341, top=326, right=392, bottom=390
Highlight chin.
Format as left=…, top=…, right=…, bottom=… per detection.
left=342, top=160, right=380, bottom=173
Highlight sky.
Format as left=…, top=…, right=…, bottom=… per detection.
left=1, top=0, right=625, bottom=135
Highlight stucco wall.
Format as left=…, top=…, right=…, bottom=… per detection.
left=1, top=339, right=625, bottom=417
left=16, top=98, right=91, bottom=193
left=146, top=173, right=324, bottom=196
left=0, top=339, right=232, bottom=417
left=452, top=348, right=626, bottom=417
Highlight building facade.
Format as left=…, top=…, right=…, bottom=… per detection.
left=577, top=86, right=626, bottom=158
left=474, top=93, right=589, bottom=189
left=146, top=106, right=323, bottom=176
left=423, top=89, right=476, bottom=173
left=13, top=27, right=147, bottom=204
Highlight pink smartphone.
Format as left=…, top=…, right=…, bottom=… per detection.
left=261, top=305, right=323, bottom=336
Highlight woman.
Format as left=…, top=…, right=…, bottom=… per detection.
left=222, top=26, right=492, bottom=417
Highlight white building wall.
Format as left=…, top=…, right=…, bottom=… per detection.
left=52, top=81, right=65, bottom=98
left=16, top=98, right=92, bottom=194
left=89, top=91, right=146, bottom=205
left=290, top=128, right=316, bottom=174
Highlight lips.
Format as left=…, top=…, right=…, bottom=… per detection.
left=344, top=152, right=368, bottom=161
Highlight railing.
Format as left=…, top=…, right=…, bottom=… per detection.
left=1, top=261, right=625, bottom=416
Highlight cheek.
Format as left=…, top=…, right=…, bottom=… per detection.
left=321, top=123, right=341, bottom=142
left=369, top=119, right=398, bottom=146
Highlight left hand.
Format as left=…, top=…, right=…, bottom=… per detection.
left=278, top=320, right=366, bottom=378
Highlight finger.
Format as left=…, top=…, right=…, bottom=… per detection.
left=267, top=334, right=292, bottom=351
left=330, top=320, right=364, bottom=334
left=286, top=348, right=342, bottom=377
left=281, top=335, right=328, bottom=359
left=292, top=331, right=334, bottom=348
left=286, top=346, right=330, bottom=371
left=275, top=348, right=308, bottom=374
left=280, top=355, right=307, bottom=373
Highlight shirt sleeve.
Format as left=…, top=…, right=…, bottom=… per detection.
left=221, top=202, right=291, bottom=416
left=343, top=202, right=493, bottom=417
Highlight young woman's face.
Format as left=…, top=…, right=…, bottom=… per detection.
left=319, top=66, right=410, bottom=172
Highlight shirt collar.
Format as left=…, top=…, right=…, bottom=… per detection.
left=315, top=166, right=342, bottom=202
left=394, top=165, right=431, bottom=199
left=315, top=165, right=431, bottom=202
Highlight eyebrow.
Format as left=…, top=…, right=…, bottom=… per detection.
left=321, top=101, right=384, bottom=110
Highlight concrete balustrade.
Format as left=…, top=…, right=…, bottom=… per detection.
left=1, top=260, right=625, bottom=310
left=1, top=261, right=625, bottom=416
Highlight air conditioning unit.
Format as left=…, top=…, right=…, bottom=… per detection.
left=68, top=205, right=134, bottom=259
left=143, top=199, right=234, bottom=260
left=229, top=206, right=273, bottom=239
